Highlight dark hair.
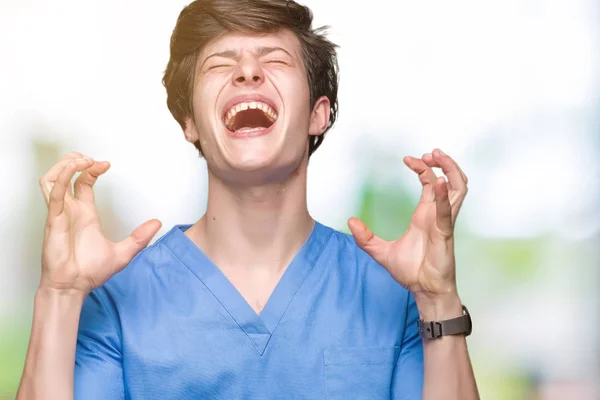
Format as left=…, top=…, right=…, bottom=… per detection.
left=162, top=0, right=339, bottom=157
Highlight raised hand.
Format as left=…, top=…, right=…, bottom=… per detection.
left=348, top=148, right=468, bottom=307
left=39, top=152, right=162, bottom=294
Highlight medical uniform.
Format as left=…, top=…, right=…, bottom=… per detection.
left=75, top=222, right=424, bottom=399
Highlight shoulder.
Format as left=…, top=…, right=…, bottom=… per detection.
left=93, top=224, right=192, bottom=305
left=319, top=223, right=412, bottom=311
left=322, top=223, right=397, bottom=283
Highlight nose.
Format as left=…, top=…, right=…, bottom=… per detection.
left=232, top=53, right=264, bottom=87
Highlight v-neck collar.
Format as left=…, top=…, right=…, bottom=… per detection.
left=162, top=221, right=333, bottom=355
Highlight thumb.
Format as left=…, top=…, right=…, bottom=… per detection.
left=114, top=219, right=162, bottom=272
left=347, top=217, right=389, bottom=267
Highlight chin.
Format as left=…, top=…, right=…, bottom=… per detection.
left=214, top=136, right=307, bottom=186
left=218, top=122, right=284, bottom=170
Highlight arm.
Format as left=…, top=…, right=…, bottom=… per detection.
left=393, top=292, right=477, bottom=400
left=17, top=288, right=126, bottom=400
left=17, top=289, right=85, bottom=400
left=349, top=148, right=479, bottom=400
left=17, top=153, right=160, bottom=400
left=416, top=293, right=478, bottom=399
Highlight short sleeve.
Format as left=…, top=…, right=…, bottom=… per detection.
left=392, top=292, right=424, bottom=399
left=74, top=288, right=125, bottom=400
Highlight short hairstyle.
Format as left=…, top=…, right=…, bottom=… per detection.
left=162, top=0, right=339, bottom=157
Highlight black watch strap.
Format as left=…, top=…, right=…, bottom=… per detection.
left=417, top=305, right=472, bottom=339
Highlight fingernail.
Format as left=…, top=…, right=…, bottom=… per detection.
left=439, top=149, right=446, bottom=155
left=75, top=158, right=90, bottom=163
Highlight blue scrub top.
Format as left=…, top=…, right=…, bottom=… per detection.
left=75, top=222, right=424, bottom=399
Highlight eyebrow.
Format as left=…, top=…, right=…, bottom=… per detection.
left=201, top=46, right=293, bottom=68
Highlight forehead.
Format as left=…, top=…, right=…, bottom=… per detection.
left=198, top=30, right=303, bottom=61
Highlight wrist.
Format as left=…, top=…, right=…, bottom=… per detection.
left=413, top=291, right=463, bottom=321
left=35, top=286, right=87, bottom=308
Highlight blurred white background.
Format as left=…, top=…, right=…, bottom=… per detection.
left=1, top=0, right=599, bottom=398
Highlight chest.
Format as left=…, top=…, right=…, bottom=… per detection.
left=117, top=237, right=415, bottom=399
left=121, top=305, right=403, bottom=400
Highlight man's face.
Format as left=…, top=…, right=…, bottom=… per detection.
left=184, top=30, right=330, bottom=183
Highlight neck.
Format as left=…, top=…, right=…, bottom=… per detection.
left=187, top=159, right=314, bottom=274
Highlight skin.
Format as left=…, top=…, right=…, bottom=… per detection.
left=181, top=31, right=331, bottom=306
left=17, top=29, right=478, bottom=399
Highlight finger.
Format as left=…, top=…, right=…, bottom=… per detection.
left=47, top=158, right=103, bottom=216
left=437, top=149, right=468, bottom=184
left=422, top=149, right=467, bottom=194
left=47, top=153, right=93, bottom=180
left=422, top=151, right=467, bottom=183
left=403, top=156, right=437, bottom=202
left=74, top=162, right=111, bottom=203
left=114, top=219, right=162, bottom=272
left=47, top=161, right=79, bottom=218
left=347, top=217, right=390, bottom=267
left=434, top=177, right=453, bottom=238
left=40, top=157, right=94, bottom=203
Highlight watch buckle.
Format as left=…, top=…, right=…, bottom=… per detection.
left=426, top=321, right=443, bottom=338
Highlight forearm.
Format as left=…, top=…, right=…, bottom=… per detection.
left=17, top=288, right=85, bottom=400
left=417, top=294, right=479, bottom=400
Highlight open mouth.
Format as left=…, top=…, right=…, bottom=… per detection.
left=223, top=101, right=278, bottom=133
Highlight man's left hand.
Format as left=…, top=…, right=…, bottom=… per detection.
left=348, top=148, right=468, bottom=319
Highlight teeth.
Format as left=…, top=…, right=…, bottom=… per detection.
left=224, top=100, right=278, bottom=130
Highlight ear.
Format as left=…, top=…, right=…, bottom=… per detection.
left=308, top=96, right=331, bottom=137
left=183, top=115, right=200, bottom=143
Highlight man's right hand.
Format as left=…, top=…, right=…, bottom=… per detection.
left=39, top=152, right=162, bottom=295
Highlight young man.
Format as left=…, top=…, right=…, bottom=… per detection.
left=18, top=0, right=479, bottom=399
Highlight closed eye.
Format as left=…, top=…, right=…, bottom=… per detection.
left=265, top=60, right=288, bottom=65
left=208, top=64, right=234, bottom=70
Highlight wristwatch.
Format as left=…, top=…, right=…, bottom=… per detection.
left=417, top=305, right=472, bottom=339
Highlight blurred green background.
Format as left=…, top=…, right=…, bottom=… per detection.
left=1, top=0, right=599, bottom=399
